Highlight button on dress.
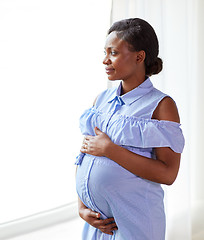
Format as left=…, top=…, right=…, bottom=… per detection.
left=75, top=78, right=185, bottom=240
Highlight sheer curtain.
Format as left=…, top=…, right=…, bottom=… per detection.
left=111, top=0, right=204, bottom=239
left=0, top=0, right=111, bottom=224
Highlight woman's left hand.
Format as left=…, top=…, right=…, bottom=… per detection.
left=80, top=127, right=112, bottom=156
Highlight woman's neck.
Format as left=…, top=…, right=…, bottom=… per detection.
left=120, top=75, right=147, bottom=95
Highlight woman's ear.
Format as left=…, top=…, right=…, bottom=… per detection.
left=136, top=50, right=146, bottom=63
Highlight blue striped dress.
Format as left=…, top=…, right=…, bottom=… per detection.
left=75, top=78, right=185, bottom=240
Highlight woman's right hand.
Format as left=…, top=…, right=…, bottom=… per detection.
left=78, top=198, right=118, bottom=235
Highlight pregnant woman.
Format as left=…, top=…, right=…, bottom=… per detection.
left=75, top=18, right=185, bottom=240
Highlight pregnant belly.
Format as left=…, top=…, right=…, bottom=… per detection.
left=76, top=154, right=151, bottom=218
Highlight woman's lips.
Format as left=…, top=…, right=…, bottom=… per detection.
left=105, top=67, right=115, bottom=74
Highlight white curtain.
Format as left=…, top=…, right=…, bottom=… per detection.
left=111, top=0, right=204, bottom=239
left=0, top=0, right=111, bottom=224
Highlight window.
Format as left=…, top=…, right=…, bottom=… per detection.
left=0, top=0, right=111, bottom=223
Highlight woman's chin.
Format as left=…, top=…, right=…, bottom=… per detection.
left=107, top=75, right=119, bottom=81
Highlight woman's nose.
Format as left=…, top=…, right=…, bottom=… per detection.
left=103, top=55, right=111, bottom=65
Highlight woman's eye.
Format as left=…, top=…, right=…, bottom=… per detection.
left=104, top=50, right=118, bottom=56
left=111, top=51, right=117, bottom=55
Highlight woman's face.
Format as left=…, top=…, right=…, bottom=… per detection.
left=103, top=31, right=139, bottom=82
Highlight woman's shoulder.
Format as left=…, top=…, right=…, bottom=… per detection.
left=152, top=96, right=180, bottom=123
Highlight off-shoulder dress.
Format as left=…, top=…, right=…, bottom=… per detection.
left=75, top=78, right=185, bottom=240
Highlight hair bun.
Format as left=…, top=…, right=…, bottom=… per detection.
left=146, top=57, right=163, bottom=76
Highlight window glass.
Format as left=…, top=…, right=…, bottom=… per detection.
left=0, top=0, right=111, bottom=223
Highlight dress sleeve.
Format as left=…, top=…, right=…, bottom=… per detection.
left=75, top=111, right=185, bottom=165
left=110, top=116, right=185, bottom=153
left=75, top=107, right=99, bottom=165
left=79, top=107, right=105, bottom=135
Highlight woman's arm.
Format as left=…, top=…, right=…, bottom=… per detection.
left=81, top=97, right=181, bottom=185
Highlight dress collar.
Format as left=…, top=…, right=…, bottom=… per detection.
left=108, top=78, right=154, bottom=106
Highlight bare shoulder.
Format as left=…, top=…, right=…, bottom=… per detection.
left=152, top=96, right=180, bottom=123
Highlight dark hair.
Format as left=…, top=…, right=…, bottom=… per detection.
left=108, top=18, right=163, bottom=76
